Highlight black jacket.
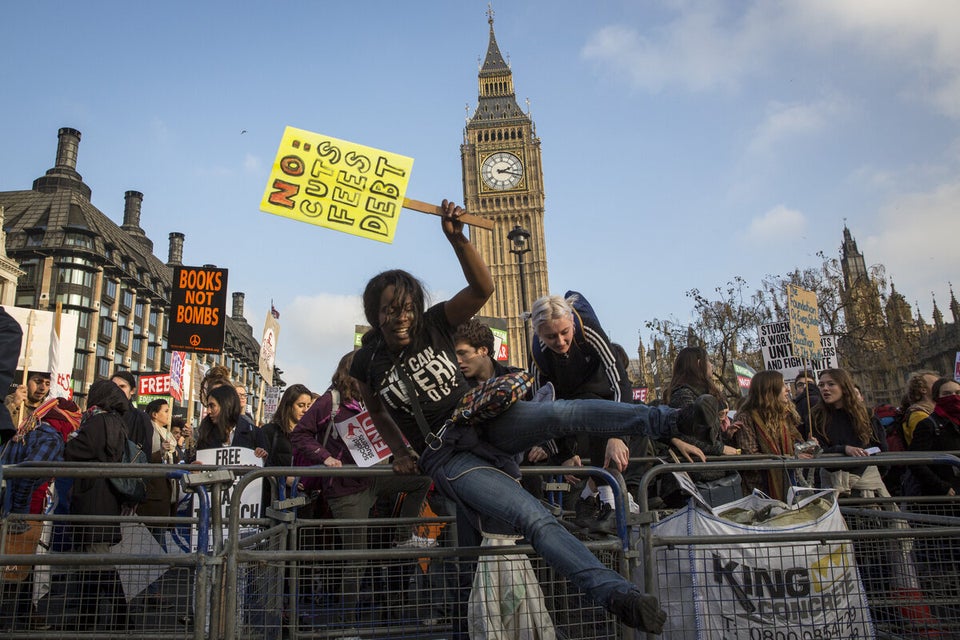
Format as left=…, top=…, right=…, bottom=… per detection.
left=196, top=414, right=269, bottom=452
left=908, top=413, right=960, bottom=496
left=794, top=386, right=821, bottom=440
left=64, top=380, right=128, bottom=548
left=0, top=308, right=23, bottom=443
left=119, top=397, right=153, bottom=454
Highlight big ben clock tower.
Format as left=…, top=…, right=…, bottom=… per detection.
left=462, top=9, right=549, bottom=368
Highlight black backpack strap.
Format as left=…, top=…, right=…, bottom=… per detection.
left=388, top=352, right=433, bottom=440
left=321, top=389, right=340, bottom=447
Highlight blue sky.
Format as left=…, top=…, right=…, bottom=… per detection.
left=3, top=1, right=959, bottom=394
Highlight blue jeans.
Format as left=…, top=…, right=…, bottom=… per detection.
left=423, top=399, right=677, bottom=607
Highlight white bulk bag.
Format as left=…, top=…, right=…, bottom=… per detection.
left=652, top=489, right=875, bottom=639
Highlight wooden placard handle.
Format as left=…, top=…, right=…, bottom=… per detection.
left=403, top=197, right=495, bottom=230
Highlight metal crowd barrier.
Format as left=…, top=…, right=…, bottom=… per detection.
left=0, top=462, right=213, bottom=639
left=634, top=452, right=960, bottom=640
left=7, top=453, right=959, bottom=639
left=1, top=462, right=630, bottom=640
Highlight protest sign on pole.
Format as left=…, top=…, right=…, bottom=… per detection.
left=955, top=352, right=960, bottom=382
left=263, top=386, right=281, bottom=421
left=259, top=310, right=280, bottom=382
left=260, top=127, right=493, bottom=244
left=787, top=285, right=822, bottom=360
left=193, top=447, right=262, bottom=552
left=169, top=351, right=186, bottom=402
left=260, top=127, right=415, bottom=244
left=759, top=321, right=838, bottom=382
left=168, top=266, right=228, bottom=354
left=136, top=373, right=172, bottom=408
left=334, top=409, right=408, bottom=467
left=732, top=360, right=756, bottom=397
left=2, top=306, right=78, bottom=396
left=49, top=303, right=72, bottom=399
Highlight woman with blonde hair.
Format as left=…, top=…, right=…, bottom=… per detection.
left=729, top=370, right=807, bottom=500
left=899, top=369, right=940, bottom=446
left=528, top=290, right=634, bottom=532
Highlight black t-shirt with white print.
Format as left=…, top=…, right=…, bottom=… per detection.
left=351, top=303, right=469, bottom=453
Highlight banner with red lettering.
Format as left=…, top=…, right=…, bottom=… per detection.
left=334, top=410, right=406, bottom=467
left=138, top=373, right=171, bottom=397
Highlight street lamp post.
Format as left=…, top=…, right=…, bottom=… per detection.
left=507, top=224, right=532, bottom=345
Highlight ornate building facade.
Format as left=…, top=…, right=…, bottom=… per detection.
left=0, top=127, right=276, bottom=415
left=839, top=226, right=960, bottom=405
left=461, top=11, right=549, bottom=368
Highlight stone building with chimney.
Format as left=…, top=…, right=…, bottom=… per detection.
left=0, top=127, right=276, bottom=416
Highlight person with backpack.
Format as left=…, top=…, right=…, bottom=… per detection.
left=0, top=397, right=76, bottom=632
left=899, top=370, right=941, bottom=446
left=65, top=380, right=130, bottom=548
left=528, top=291, right=636, bottom=533
left=62, top=379, right=130, bottom=631
left=907, top=377, right=960, bottom=501
left=289, top=350, right=431, bottom=627
left=349, top=200, right=704, bottom=633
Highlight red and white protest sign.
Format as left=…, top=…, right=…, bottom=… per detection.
left=51, top=372, right=73, bottom=400
left=334, top=410, right=406, bottom=467
left=139, top=373, right=171, bottom=397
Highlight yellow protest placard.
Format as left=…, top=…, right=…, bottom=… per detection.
left=260, top=127, right=414, bottom=244
left=787, top=285, right=822, bottom=360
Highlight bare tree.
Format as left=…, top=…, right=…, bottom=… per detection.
left=646, top=277, right=766, bottom=401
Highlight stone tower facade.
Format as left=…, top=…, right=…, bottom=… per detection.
left=461, top=10, right=549, bottom=368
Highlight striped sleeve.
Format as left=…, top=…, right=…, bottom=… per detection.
left=581, top=323, right=626, bottom=403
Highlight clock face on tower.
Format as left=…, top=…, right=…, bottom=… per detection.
left=480, top=151, right=524, bottom=190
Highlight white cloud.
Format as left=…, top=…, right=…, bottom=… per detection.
left=791, top=1, right=960, bottom=117
left=747, top=98, right=847, bottom=156
left=580, top=5, right=767, bottom=93
left=581, top=1, right=960, bottom=116
left=862, top=179, right=960, bottom=313
left=744, top=204, right=807, bottom=242
left=273, top=293, right=365, bottom=393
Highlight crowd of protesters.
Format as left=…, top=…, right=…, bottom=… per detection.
left=2, top=206, right=959, bottom=636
